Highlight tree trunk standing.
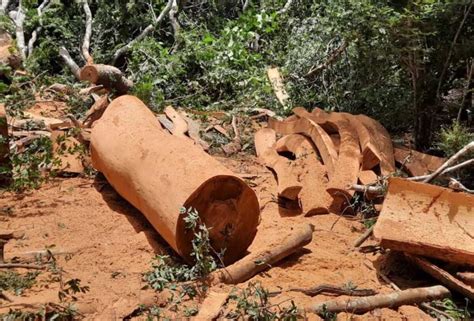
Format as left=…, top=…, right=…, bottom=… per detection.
left=414, top=95, right=436, bottom=151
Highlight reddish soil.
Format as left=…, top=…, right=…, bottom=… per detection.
left=0, top=153, right=434, bottom=320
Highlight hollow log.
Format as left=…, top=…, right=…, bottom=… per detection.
left=80, top=64, right=133, bottom=95
left=213, top=223, right=313, bottom=284
left=308, top=285, right=450, bottom=315
left=90, top=96, right=259, bottom=264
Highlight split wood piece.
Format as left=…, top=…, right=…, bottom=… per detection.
left=457, top=272, right=474, bottom=287
left=80, top=64, right=133, bottom=95
left=51, top=131, right=84, bottom=174
left=358, top=170, right=378, bottom=186
left=355, top=115, right=395, bottom=176
left=292, top=106, right=336, bottom=134
left=406, top=254, right=474, bottom=300
left=0, top=104, right=11, bottom=185
left=213, top=223, right=313, bottom=284
left=267, top=67, right=289, bottom=107
left=0, top=231, right=24, bottom=240
left=268, top=117, right=338, bottom=178
left=195, top=289, right=230, bottom=320
left=324, top=117, right=360, bottom=214
left=21, top=111, right=74, bottom=131
left=254, top=129, right=302, bottom=200
left=179, top=112, right=210, bottom=151
left=83, top=95, right=109, bottom=128
left=164, top=106, right=188, bottom=138
left=91, top=96, right=259, bottom=264
left=394, top=147, right=446, bottom=177
left=373, top=177, right=474, bottom=266
left=157, top=114, right=174, bottom=133
left=276, top=134, right=331, bottom=215
left=308, top=285, right=450, bottom=315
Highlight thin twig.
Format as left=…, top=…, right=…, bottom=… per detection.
left=277, top=0, right=293, bottom=14
left=354, top=225, right=374, bottom=248
left=348, top=184, right=384, bottom=194
left=449, top=178, right=474, bottom=193
left=305, top=40, right=348, bottom=78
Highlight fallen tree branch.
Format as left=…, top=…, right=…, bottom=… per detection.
left=81, top=0, right=93, bottom=63
left=305, top=40, right=348, bottom=79
left=378, top=272, right=454, bottom=320
left=27, top=0, right=50, bottom=57
left=448, top=177, right=474, bottom=193
left=59, top=47, right=81, bottom=80
left=112, top=0, right=173, bottom=64
left=407, top=158, right=474, bottom=181
left=308, top=285, right=450, bottom=315
left=423, top=141, right=474, bottom=183
left=212, top=224, right=313, bottom=284
left=347, top=184, right=384, bottom=194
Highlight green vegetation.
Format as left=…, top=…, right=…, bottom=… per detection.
left=0, top=270, right=39, bottom=295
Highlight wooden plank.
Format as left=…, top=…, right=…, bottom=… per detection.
left=394, top=147, right=445, bottom=177
left=374, top=178, right=474, bottom=265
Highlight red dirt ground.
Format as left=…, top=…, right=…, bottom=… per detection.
left=0, top=153, right=434, bottom=320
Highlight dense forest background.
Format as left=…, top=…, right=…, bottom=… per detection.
left=1, top=0, right=473, bottom=151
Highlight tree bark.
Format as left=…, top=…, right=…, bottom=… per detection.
left=59, top=47, right=81, bottom=80
left=80, top=64, right=133, bottom=94
left=81, top=0, right=93, bottom=64
left=308, top=285, right=450, bottom=314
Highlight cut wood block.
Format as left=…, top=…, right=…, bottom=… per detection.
left=358, top=170, right=378, bottom=186
left=276, top=134, right=331, bottom=215
left=374, top=177, right=474, bottom=266
left=267, top=67, right=289, bottom=107
left=196, top=290, right=230, bottom=320
left=406, top=254, right=474, bottom=300
left=0, top=104, right=11, bottom=185
left=268, top=117, right=338, bottom=178
left=164, top=106, right=188, bottom=138
left=394, top=147, right=445, bottom=177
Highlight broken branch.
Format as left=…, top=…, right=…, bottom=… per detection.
left=11, top=2, right=26, bottom=60
left=305, top=40, right=348, bottom=79
left=27, top=0, right=50, bottom=57
left=59, top=47, right=81, bottom=80
left=0, top=263, right=45, bottom=270
left=308, top=285, right=450, bottom=315
left=112, top=0, right=173, bottom=64
left=407, top=158, right=474, bottom=181
left=80, top=64, right=133, bottom=94
left=423, top=141, right=474, bottom=183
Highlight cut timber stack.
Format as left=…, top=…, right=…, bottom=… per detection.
left=256, top=107, right=396, bottom=215
left=90, top=96, right=260, bottom=265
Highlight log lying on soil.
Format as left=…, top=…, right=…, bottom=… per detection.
left=308, top=285, right=450, bottom=315
left=91, top=96, right=259, bottom=264
left=406, top=254, right=474, bottom=300
left=80, top=64, right=133, bottom=95
left=373, top=177, right=474, bottom=266
left=213, top=223, right=313, bottom=284
left=0, top=104, right=11, bottom=185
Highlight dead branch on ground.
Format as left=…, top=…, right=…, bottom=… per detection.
left=354, top=225, right=374, bottom=248
left=407, top=158, right=474, bottom=181
left=448, top=177, right=474, bottom=193
left=308, top=285, right=451, bottom=315
left=269, top=284, right=377, bottom=297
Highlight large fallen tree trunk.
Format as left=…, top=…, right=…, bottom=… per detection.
left=308, top=285, right=450, bottom=315
left=80, top=64, right=133, bottom=95
left=90, top=96, right=260, bottom=264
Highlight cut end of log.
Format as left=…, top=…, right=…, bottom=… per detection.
left=178, top=175, right=260, bottom=265
left=80, top=64, right=100, bottom=84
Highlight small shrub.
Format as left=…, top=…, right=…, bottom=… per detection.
left=0, top=270, right=40, bottom=295
left=436, top=122, right=473, bottom=157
